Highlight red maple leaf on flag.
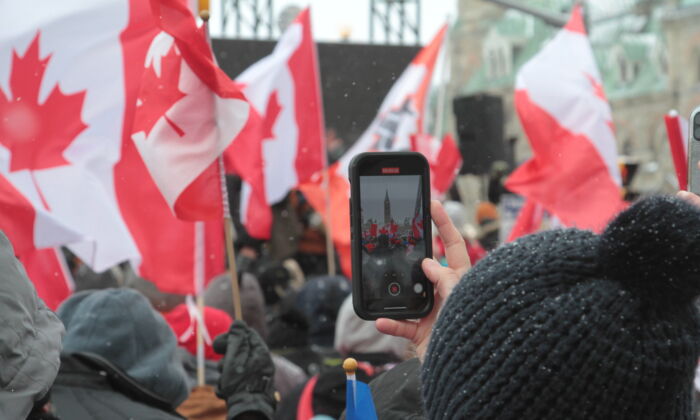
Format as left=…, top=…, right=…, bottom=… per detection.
left=133, top=44, right=186, bottom=138
left=261, top=91, right=282, bottom=140
left=0, top=33, right=88, bottom=172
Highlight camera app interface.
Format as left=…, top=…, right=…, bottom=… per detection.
left=359, top=174, right=426, bottom=309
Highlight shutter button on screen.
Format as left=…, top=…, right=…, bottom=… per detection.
left=388, top=282, right=401, bottom=296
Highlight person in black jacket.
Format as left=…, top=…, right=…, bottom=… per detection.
left=51, top=288, right=190, bottom=419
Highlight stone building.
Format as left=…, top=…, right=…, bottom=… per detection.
left=445, top=0, right=700, bottom=195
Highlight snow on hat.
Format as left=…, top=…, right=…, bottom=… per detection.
left=422, top=196, right=700, bottom=419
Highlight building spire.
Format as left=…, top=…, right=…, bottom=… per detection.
left=384, top=189, right=391, bottom=225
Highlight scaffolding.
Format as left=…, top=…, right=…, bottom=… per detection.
left=369, top=0, right=421, bottom=45
left=220, top=0, right=274, bottom=39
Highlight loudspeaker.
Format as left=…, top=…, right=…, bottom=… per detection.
left=453, top=94, right=506, bottom=175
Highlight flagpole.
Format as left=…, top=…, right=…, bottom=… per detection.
left=433, top=20, right=451, bottom=141
left=310, top=6, right=336, bottom=277
left=194, top=2, right=213, bottom=389
left=195, top=1, right=243, bottom=388
left=198, top=0, right=242, bottom=322
left=323, top=169, right=337, bottom=276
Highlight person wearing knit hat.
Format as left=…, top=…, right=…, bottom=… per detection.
left=378, top=196, right=700, bottom=419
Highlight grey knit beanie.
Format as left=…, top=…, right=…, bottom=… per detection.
left=422, top=196, right=700, bottom=419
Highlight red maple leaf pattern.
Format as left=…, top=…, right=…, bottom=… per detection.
left=133, top=44, right=186, bottom=138
left=261, top=91, right=281, bottom=140
left=0, top=32, right=88, bottom=172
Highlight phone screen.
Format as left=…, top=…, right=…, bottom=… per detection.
left=358, top=174, right=428, bottom=312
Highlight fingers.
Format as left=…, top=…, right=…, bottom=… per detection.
left=212, top=333, right=228, bottom=355
left=430, top=200, right=471, bottom=274
left=422, top=258, right=459, bottom=301
left=376, top=318, right=419, bottom=341
left=677, top=191, right=700, bottom=209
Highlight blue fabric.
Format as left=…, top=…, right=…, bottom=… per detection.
left=346, top=378, right=378, bottom=420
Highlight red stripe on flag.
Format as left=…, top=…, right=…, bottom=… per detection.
left=20, top=248, right=73, bottom=310
left=289, top=8, right=325, bottom=183
left=173, top=160, right=224, bottom=220
left=0, top=175, right=37, bottom=255
left=505, top=90, right=626, bottom=232
left=298, top=166, right=352, bottom=278
left=664, top=112, right=688, bottom=190
left=506, top=199, right=543, bottom=242
left=564, top=5, right=587, bottom=35
left=411, top=25, right=446, bottom=133
left=431, top=133, right=462, bottom=195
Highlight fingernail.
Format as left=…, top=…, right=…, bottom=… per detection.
left=423, top=258, right=439, bottom=270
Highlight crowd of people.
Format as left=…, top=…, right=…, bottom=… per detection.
left=5, top=183, right=700, bottom=419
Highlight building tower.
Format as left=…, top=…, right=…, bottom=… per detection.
left=384, top=189, right=391, bottom=225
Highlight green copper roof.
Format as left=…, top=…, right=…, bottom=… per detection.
left=461, top=2, right=668, bottom=98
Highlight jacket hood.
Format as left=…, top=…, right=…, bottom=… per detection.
left=204, top=272, right=268, bottom=339
left=0, top=232, right=64, bottom=419
left=334, top=295, right=409, bottom=359
left=58, top=288, right=189, bottom=406
left=295, top=275, right=350, bottom=347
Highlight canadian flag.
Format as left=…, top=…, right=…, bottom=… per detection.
left=0, top=174, right=81, bottom=255
left=411, top=132, right=462, bottom=197
left=664, top=110, right=688, bottom=190
left=506, top=199, right=544, bottom=242
left=19, top=248, right=74, bottom=310
left=0, top=0, right=142, bottom=272
left=0, top=0, right=226, bottom=302
left=299, top=25, right=449, bottom=277
left=505, top=6, right=626, bottom=232
left=117, top=0, right=226, bottom=295
left=226, top=8, right=325, bottom=239
left=132, top=0, right=250, bottom=221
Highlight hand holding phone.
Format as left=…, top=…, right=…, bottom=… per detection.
left=349, top=152, right=434, bottom=320
left=376, top=200, right=471, bottom=361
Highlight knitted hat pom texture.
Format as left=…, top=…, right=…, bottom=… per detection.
left=421, top=196, right=700, bottom=420
left=599, top=196, right=700, bottom=304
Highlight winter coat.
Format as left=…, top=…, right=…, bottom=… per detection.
left=334, top=295, right=409, bottom=361
left=51, top=288, right=190, bottom=419
left=52, top=353, right=184, bottom=419
left=0, top=232, right=64, bottom=419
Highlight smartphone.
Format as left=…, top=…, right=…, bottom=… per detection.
left=349, top=152, right=433, bottom=320
left=689, top=107, right=700, bottom=194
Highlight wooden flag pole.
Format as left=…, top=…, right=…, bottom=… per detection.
left=199, top=2, right=242, bottom=322
left=198, top=1, right=245, bottom=321
left=192, top=5, right=243, bottom=388
left=195, top=294, right=206, bottom=386
left=323, top=169, right=337, bottom=276
left=224, top=214, right=243, bottom=320
left=216, top=153, right=242, bottom=321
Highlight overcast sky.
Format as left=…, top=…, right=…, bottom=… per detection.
left=360, top=175, right=422, bottom=223
left=209, top=0, right=456, bottom=45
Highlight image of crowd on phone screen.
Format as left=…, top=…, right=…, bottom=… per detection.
left=359, top=176, right=426, bottom=300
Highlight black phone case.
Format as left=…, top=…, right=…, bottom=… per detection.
left=349, top=151, right=434, bottom=320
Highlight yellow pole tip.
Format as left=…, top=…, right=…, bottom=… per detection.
left=199, top=10, right=210, bottom=21
left=343, top=358, right=358, bottom=374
